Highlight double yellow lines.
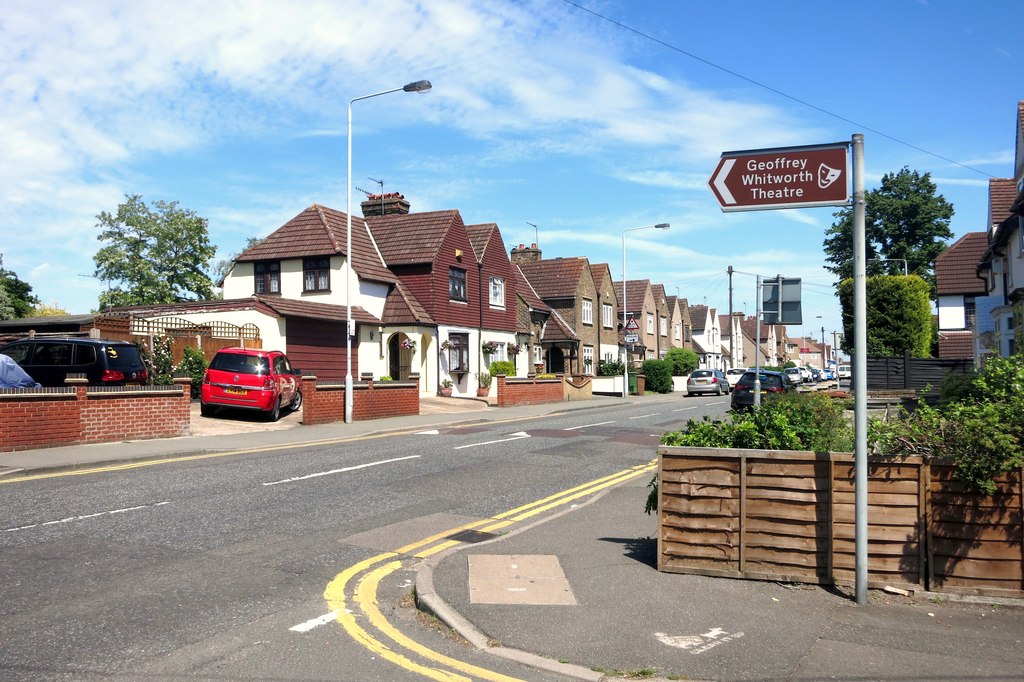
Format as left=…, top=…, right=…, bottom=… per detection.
left=323, top=460, right=657, bottom=681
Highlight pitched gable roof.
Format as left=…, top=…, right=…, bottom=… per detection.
left=615, top=279, right=651, bottom=314
left=542, top=308, right=579, bottom=342
left=367, top=209, right=463, bottom=266
left=689, top=304, right=708, bottom=331
left=589, top=263, right=612, bottom=289
left=382, top=281, right=435, bottom=325
left=512, top=264, right=550, bottom=313
left=935, top=232, right=988, bottom=295
left=465, top=223, right=498, bottom=262
left=989, top=178, right=1017, bottom=230
left=517, top=258, right=590, bottom=299
left=236, top=204, right=396, bottom=285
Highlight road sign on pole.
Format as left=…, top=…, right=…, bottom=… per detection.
left=709, top=142, right=850, bottom=212
left=624, top=316, right=639, bottom=331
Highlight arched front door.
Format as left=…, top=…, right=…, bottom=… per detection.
left=388, top=334, right=413, bottom=380
left=546, top=347, right=566, bottom=374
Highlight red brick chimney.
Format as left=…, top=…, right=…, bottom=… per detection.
left=511, top=243, right=542, bottom=264
left=361, top=192, right=411, bottom=217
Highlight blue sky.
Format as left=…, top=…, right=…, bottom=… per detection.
left=3, top=0, right=1020, bottom=346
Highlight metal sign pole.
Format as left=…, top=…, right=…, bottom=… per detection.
left=852, top=133, right=868, bottom=605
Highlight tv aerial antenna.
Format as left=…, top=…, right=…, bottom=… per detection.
left=355, top=178, right=387, bottom=214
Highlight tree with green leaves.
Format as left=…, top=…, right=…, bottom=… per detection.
left=823, top=167, right=954, bottom=294
left=93, top=195, right=217, bottom=309
left=838, top=275, right=932, bottom=357
left=0, top=254, right=41, bottom=319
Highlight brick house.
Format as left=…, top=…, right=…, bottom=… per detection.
left=589, top=262, right=621, bottom=367
left=688, top=304, right=722, bottom=369
left=651, top=284, right=671, bottom=358
left=511, top=263, right=552, bottom=373
left=935, top=232, right=990, bottom=359
left=616, top=279, right=659, bottom=369
left=664, top=295, right=686, bottom=351
left=511, top=246, right=600, bottom=374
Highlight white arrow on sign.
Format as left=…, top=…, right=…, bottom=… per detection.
left=712, top=158, right=736, bottom=205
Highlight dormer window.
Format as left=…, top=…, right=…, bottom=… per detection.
left=303, top=258, right=330, bottom=292
left=254, top=261, right=280, bottom=295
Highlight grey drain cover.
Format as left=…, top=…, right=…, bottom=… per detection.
left=447, top=529, right=498, bottom=543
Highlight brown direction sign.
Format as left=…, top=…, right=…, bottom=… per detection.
left=709, top=142, right=850, bottom=212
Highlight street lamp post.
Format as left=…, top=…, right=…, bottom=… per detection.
left=621, top=223, right=670, bottom=399
left=346, top=79, right=431, bottom=424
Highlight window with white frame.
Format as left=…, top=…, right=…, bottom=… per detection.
left=533, top=344, right=543, bottom=366
left=602, top=303, right=613, bottom=328
left=660, top=316, right=667, bottom=336
left=489, top=276, right=504, bottom=307
left=582, top=298, right=593, bottom=325
left=674, top=323, right=681, bottom=341
left=646, top=314, right=654, bottom=334
left=582, top=345, right=594, bottom=374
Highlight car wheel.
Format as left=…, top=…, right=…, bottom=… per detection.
left=267, top=397, right=281, bottom=422
left=200, top=402, right=216, bottom=417
left=717, top=384, right=723, bottom=395
left=290, top=389, right=303, bottom=412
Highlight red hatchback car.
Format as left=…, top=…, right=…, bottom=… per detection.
left=200, top=347, right=302, bottom=421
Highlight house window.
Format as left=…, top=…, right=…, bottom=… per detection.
left=489, top=277, right=504, bottom=307
left=449, top=267, right=467, bottom=302
left=533, top=344, right=543, bottom=367
left=582, top=345, right=594, bottom=374
left=964, top=296, right=976, bottom=329
left=674, top=323, right=681, bottom=341
left=660, top=316, right=667, bottom=337
left=646, top=314, right=654, bottom=334
left=254, top=261, right=280, bottom=295
left=447, top=333, right=469, bottom=372
left=582, top=299, right=593, bottom=325
left=303, top=258, right=330, bottom=292
left=602, top=303, right=613, bottom=328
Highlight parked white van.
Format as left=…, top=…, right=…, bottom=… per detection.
left=838, top=364, right=851, bottom=380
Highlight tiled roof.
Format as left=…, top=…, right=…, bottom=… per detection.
left=256, top=295, right=381, bottom=324
left=367, top=210, right=462, bottom=266
left=938, top=330, right=974, bottom=359
left=689, top=304, right=708, bottom=331
left=382, top=281, right=435, bottom=325
left=651, top=283, right=667, bottom=305
left=236, top=204, right=397, bottom=285
left=542, top=308, right=579, bottom=342
left=465, top=223, right=498, bottom=262
left=512, top=264, right=550, bottom=313
left=739, top=316, right=771, bottom=341
left=590, top=263, right=612, bottom=289
left=614, top=279, right=650, bottom=314
left=935, top=232, right=988, bottom=295
left=518, top=258, right=589, bottom=299
left=989, top=178, right=1017, bottom=229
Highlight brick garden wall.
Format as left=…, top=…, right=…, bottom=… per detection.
left=496, top=374, right=565, bottom=407
left=301, top=375, right=420, bottom=425
left=0, top=379, right=191, bottom=452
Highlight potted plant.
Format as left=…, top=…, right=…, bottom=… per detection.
left=400, top=338, right=416, bottom=351
left=476, top=371, right=492, bottom=397
left=481, top=341, right=499, bottom=355
left=507, top=343, right=521, bottom=355
left=439, top=379, right=453, bottom=397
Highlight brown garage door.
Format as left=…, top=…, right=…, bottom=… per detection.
left=286, top=318, right=350, bottom=381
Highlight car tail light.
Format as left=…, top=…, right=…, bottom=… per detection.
left=262, top=377, right=274, bottom=390
left=711, top=377, right=719, bottom=383
left=101, top=369, right=125, bottom=382
left=202, top=370, right=211, bottom=384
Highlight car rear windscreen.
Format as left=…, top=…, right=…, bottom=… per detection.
left=210, top=352, right=270, bottom=374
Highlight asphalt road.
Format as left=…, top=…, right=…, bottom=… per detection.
left=1, top=394, right=730, bottom=681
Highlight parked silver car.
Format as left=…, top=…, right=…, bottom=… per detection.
left=686, top=368, right=730, bottom=396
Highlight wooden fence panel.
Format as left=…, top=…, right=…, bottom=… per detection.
left=657, top=448, right=1024, bottom=596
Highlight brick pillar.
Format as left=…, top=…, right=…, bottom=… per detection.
left=301, top=375, right=318, bottom=425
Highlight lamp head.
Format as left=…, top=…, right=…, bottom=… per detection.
left=655, top=223, right=670, bottom=229
left=403, top=80, right=432, bottom=93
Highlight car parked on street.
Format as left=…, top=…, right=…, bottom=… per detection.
left=686, top=368, right=730, bottom=396
left=0, top=337, right=148, bottom=387
left=783, top=367, right=803, bottom=385
left=838, top=364, right=851, bottom=380
left=200, top=347, right=302, bottom=421
left=730, top=369, right=796, bottom=410
left=725, top=367, right=748, bottom=387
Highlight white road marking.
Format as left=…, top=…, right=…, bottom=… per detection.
left=415, top=429, right=440, bottom=435
left=672, top=406, right=698, bottom=412
left=4, top=501, right=170, bottom=533
left=263, top=455, right=421, bottom=486
left=708, top=401, right=727, bottom=405
left=629, top=413, right=660, bottom=420
left=655, top=627, right=745, bottom=655
left=563, top=420, right=616, bottom=431
left=290, top=610, right=341, bottom=633
left=454, top=431, right=530, bottom=450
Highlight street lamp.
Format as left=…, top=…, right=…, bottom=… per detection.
left=621, top=223, right=670, bottom=398
left=346, top=79, right=432, bottom=423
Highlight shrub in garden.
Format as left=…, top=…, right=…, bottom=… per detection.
left=488, top=360, right=515, bottom=376
left=597, top=359, right=624, bottom=376
left=664, top=347, right=699, bottom=376
left=176, top=346, right=207, bottom=398
left=641, top=359, right=673, bottom=393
